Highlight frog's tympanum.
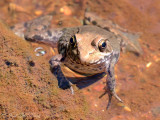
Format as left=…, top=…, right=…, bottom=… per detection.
left=11, top=12, right=142, bottom=109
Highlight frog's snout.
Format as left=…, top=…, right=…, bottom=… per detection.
left=79, top=48, right=112, bottom=64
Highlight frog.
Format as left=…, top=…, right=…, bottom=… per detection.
left=11, top=12, right=142, bottom=109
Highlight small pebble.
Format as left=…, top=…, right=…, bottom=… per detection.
left=124, top=106, right=131, bottom=112
left=117, top=103, right=131, bottom=112
left=34, top=10, right=43, bottom=16
left=94, top=104, right=98, bottom=107
left=60, top=6, right=72, bottom=16
left=146, top=62, right=152, bottom=68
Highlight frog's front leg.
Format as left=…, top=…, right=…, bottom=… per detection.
left=99, top=54, right=123, bottom=109
left=106, top=63, right=123, bottom=109
left=49, top=54, right=74, bottom=94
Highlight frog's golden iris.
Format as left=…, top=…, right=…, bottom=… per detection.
left=70, top=35, right=77, bottom=48
left=98, top=40, right=106, bottom=52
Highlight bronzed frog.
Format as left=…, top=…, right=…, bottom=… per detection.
left=11, top=12, right=142, bottom=109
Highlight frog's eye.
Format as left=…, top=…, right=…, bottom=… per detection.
left=98, top=40, right=107, bottom=52
left=70, top=35, right=76, bottom=47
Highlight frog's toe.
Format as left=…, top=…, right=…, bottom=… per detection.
left=59, top=79, right=70, bottom=89
left=69, top=85, right=74, bottom=95
left=99, top=89, right=123, bottom=109
left=107, top=92, right=112, bottom=110
left=113, top=92, right=123, bottom=103
left=59, top=79, right=74, bottom=94
left=107, top=90, right=123, bottom=109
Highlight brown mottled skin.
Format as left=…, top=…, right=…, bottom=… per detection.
left=11, top=13, right=142, bottom=109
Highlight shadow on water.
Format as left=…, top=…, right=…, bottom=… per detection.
left=60, top=72, right=106, bottom=89
left=68, top=72, right=106, bottom=89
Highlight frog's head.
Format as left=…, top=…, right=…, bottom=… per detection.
left=66, top=26, right=114, bottom=65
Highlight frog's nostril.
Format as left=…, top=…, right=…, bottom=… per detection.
left=89, top=52, right=94, bottom=55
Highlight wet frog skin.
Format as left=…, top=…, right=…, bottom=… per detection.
left=11, top=13, right=142, bottom=109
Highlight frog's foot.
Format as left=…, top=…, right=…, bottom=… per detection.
left=99, top=89, right=123, bottom=109
left=120, top=31, right=143, bottom=55
left=106, top=89, right=123, bottom=109
left=57, top=74, right=74, bottom=94
left=59, top=79, right=74, bottom=94
left=49, top=55, right=74, bottom=94
left=11, top=14, right=53, bottom=39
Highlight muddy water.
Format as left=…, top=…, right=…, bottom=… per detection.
left=0, top=0, right=160, bottom=119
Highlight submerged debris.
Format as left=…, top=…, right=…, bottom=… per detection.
left=28, top=60, right=35, bottom=67
left=4, top=60, right=18, bottom=67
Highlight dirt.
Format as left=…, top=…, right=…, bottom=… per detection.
left=0, top=0, right=160, bottom=120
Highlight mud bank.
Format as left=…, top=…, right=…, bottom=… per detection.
left=0, top=21, right=91, bottom=119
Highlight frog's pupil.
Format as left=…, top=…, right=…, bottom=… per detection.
left=70, top=37, right=74, bottom=43
left=102, top=42, right=106, bottom=48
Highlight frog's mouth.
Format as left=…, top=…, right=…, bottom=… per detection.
left=68, top=48, right=113, bottom=65
left=79, top=51, right=113, bottom=65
